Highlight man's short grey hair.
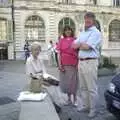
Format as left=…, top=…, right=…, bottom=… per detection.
left=84, top=12, right=96, bottom=20
left=31, top=42, right=41, bottom=51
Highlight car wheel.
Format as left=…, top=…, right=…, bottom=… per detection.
left=114, top=114, right=120, bottom=120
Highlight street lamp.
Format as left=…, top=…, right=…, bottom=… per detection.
left=11, top=0, right=16, bottom=60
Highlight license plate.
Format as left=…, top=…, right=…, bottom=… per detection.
left=113, top=100, right=120, bottom=109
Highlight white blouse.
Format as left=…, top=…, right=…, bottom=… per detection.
left=26, top=55, right=46, bottom=77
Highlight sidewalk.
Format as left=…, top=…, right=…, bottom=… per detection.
left=0, top=60, right=117, bottom=120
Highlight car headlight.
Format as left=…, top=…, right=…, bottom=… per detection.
left=108, top=83, right=116, bottom=93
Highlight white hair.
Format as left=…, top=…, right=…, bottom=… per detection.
left=31, top=42, right=41, bottom=51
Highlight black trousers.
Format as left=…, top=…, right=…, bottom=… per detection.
left=55, top=52, right=58, bottom=66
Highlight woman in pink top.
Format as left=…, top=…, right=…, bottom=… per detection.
left=57, top=26, right=78, bottom=105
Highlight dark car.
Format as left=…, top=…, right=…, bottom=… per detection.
left=104, top=73, right=120, bottom=119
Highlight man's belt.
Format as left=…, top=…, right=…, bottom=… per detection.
left=80, top=58, right=97, bottom=61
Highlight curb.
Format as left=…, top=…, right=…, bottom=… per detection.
left=98, top=68, right=116, bottom=77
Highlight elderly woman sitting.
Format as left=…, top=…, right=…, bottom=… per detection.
left=26, top=42, right=46, bottom=92
left=25, top=42, right=68, bottom=107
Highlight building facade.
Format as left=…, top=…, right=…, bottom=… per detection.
left=0, top=0, right=120, bottom=60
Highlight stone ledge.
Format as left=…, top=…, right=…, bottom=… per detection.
left=19, top=95, right=60, bottom=120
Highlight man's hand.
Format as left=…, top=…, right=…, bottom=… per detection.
left=72, top=42, right=91, bottom=50
left=79, top=43, right=91, bottom=50
left=58, top=65, right=65, bottom=72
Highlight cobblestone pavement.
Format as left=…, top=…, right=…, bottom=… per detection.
left=0, top=60, right=117, bottom=120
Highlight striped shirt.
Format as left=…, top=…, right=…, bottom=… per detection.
left=75, top=26, right=102, bottom=58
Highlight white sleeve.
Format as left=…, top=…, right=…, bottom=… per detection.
left=26, top=59, right=34, bottom=76
left=48, top=45, right=51, bottom=50
left=40, top=59, right=46, bottom=74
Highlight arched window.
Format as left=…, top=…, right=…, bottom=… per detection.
left=25, top=15, right=45, bottom=43
left=0, top=18, right=7, bottom=41
left=109, top=19, right=120, bottom=42
left=58, top=17, right=75, bottom=36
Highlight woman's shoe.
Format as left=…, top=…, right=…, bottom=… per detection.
left=64, top=100, right=72, bottom=106
left=73, top=101, right=78, bottom=107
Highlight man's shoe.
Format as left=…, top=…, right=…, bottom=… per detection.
left=88, top=110, right=96, bottom=118
left=73, top=101, right=78, bottom=107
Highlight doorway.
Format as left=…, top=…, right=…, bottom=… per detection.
left=0, top=43, right=8, bottom=60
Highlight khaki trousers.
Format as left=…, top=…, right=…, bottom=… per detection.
left=78, top=59, right=98, bottom=110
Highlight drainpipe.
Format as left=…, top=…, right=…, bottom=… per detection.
left=11, top=0, right=16, bottom=60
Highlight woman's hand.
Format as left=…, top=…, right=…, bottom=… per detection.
left=30, top=73, right=37, bottom=79
left=30, top=73, right=43, bottom=79
left=71, top=43, right=80, bottom=49
left=58, top=65, right=65, bottom=72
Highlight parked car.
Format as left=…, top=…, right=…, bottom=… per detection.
left=104, top=73, right=120, bottom=119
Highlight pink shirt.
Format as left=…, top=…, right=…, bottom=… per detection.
left=57, top=37, right=78, bottom=66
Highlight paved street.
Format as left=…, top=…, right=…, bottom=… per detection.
left=0, top=60, right=117, bottom=120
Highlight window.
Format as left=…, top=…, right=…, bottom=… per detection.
left=0, top=0, right=10, bottom=6
left=93, top=0, right=97, bottom=5
left=0, top=18, right=8, bottom=60
left=58, top=17, right=75, bottom=36
left=113, top=0, right=120, bottom=7
left=109, top=20, right=120, bottom=42
left=25, top=15, right=45, bottom=43
left=0, top=18, right=7, bottom=41
left=87, top=0, right=97, bottom=5
left=62, top=0, right=72, bottom=4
